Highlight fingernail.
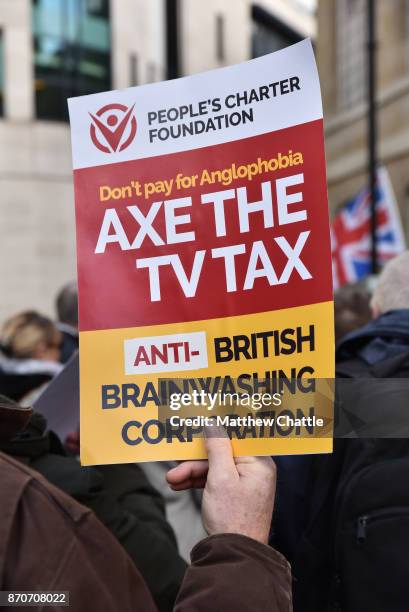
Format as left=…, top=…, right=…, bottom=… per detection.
left=204, top=420, right=228, bottom=439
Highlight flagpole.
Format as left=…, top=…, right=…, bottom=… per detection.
left=368, top=0, right=378, bottom=274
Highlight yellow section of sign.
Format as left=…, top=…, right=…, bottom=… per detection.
left=79, top=300, right=334, bottom=465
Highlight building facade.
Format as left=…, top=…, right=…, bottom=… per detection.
left=317, top=0, right=409, bottom=238
left=0, top=0, right=314, bottom=321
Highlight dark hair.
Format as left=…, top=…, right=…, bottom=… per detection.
left=334, top=282, right=372, bottom=344
left=56, top=282, right=78, bottom=327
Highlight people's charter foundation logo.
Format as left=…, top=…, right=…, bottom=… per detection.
left=89, top=103, right=137, bottom=153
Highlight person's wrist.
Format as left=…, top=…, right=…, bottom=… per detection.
left=191, top=533, right=282, bottom=563
left=208, top=525, right=270, bottom=545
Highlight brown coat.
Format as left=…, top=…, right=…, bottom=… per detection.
left=0, top=451, right=157, bottom=611
left=0, top=452, right=292, bottom=611
left=0, top=401, right=292, bottom=610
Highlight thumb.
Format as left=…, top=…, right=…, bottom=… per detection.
left=204, top=424, right=236, bottom=477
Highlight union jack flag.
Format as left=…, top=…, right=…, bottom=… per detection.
left=331, top=167, right=406, bottom=289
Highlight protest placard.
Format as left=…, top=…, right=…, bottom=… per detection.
left=68, top=39, right=334, bottom=465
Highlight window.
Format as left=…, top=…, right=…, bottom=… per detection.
left=336, top=0, right=366, bottom=109
left=146, top=62, right=156, bottom=83
left=130, top=54, right=138, bottom=87
left=216, top=14, right=225, bottom=62
left=33, top=0, right=111, bottom=121
left=251, top=5, right=302, bottom=59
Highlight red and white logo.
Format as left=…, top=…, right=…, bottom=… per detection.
left=89, top=103, right=137, bottom=153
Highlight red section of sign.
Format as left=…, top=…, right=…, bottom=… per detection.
left=74, top=120, right=332, bottom=332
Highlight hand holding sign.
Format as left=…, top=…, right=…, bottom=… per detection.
left=167, top=425, right=276, bottom=545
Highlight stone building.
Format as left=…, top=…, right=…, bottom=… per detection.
left=0, top=0, right=314, bottom=321
left=317, top=0, right=409, bottom=238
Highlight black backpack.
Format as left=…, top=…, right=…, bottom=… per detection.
left=293, top=350, right=409, bottom=612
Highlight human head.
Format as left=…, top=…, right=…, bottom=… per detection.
left=56, top=282, right=78, bottom=328
left=1, top=311, right=62, bottom=362
left=334, top=280, right=373, bottom=343
left=370, top=251, right=409, bottom=318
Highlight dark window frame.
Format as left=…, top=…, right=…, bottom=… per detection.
left=130, top=53, right=138, bottom=86
left=33, top=0, right=112, bottom=122
left=216, top=14, right=225, bottom=62
left=251, top=4, right=303, bottom=45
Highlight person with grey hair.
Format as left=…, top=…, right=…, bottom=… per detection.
left=55, top=282, right=79, bottom=363
left=278, top=251, right=409, bottom=611
left=336, top=250, right=409, bottom=374
left=370, top=251, right=409, bottom=316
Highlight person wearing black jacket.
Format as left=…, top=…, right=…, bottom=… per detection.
left=0, top=398, right=187, bottom=612
left=284, top=251, right=409, bottom=611
left=336, top=310, right=409, bottom=378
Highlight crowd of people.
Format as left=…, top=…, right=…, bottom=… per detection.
left=1, top=251, right=409, bottom=610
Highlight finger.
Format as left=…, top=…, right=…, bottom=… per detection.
left=235, top=455, right=276, bottom=479
left=204, top=424, right=237, bottom=478
left=169, top=476, right=207, bottom=491
left=166, top=460, right=208, bottom=487
left=234, top=455, right=260, bottom=466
